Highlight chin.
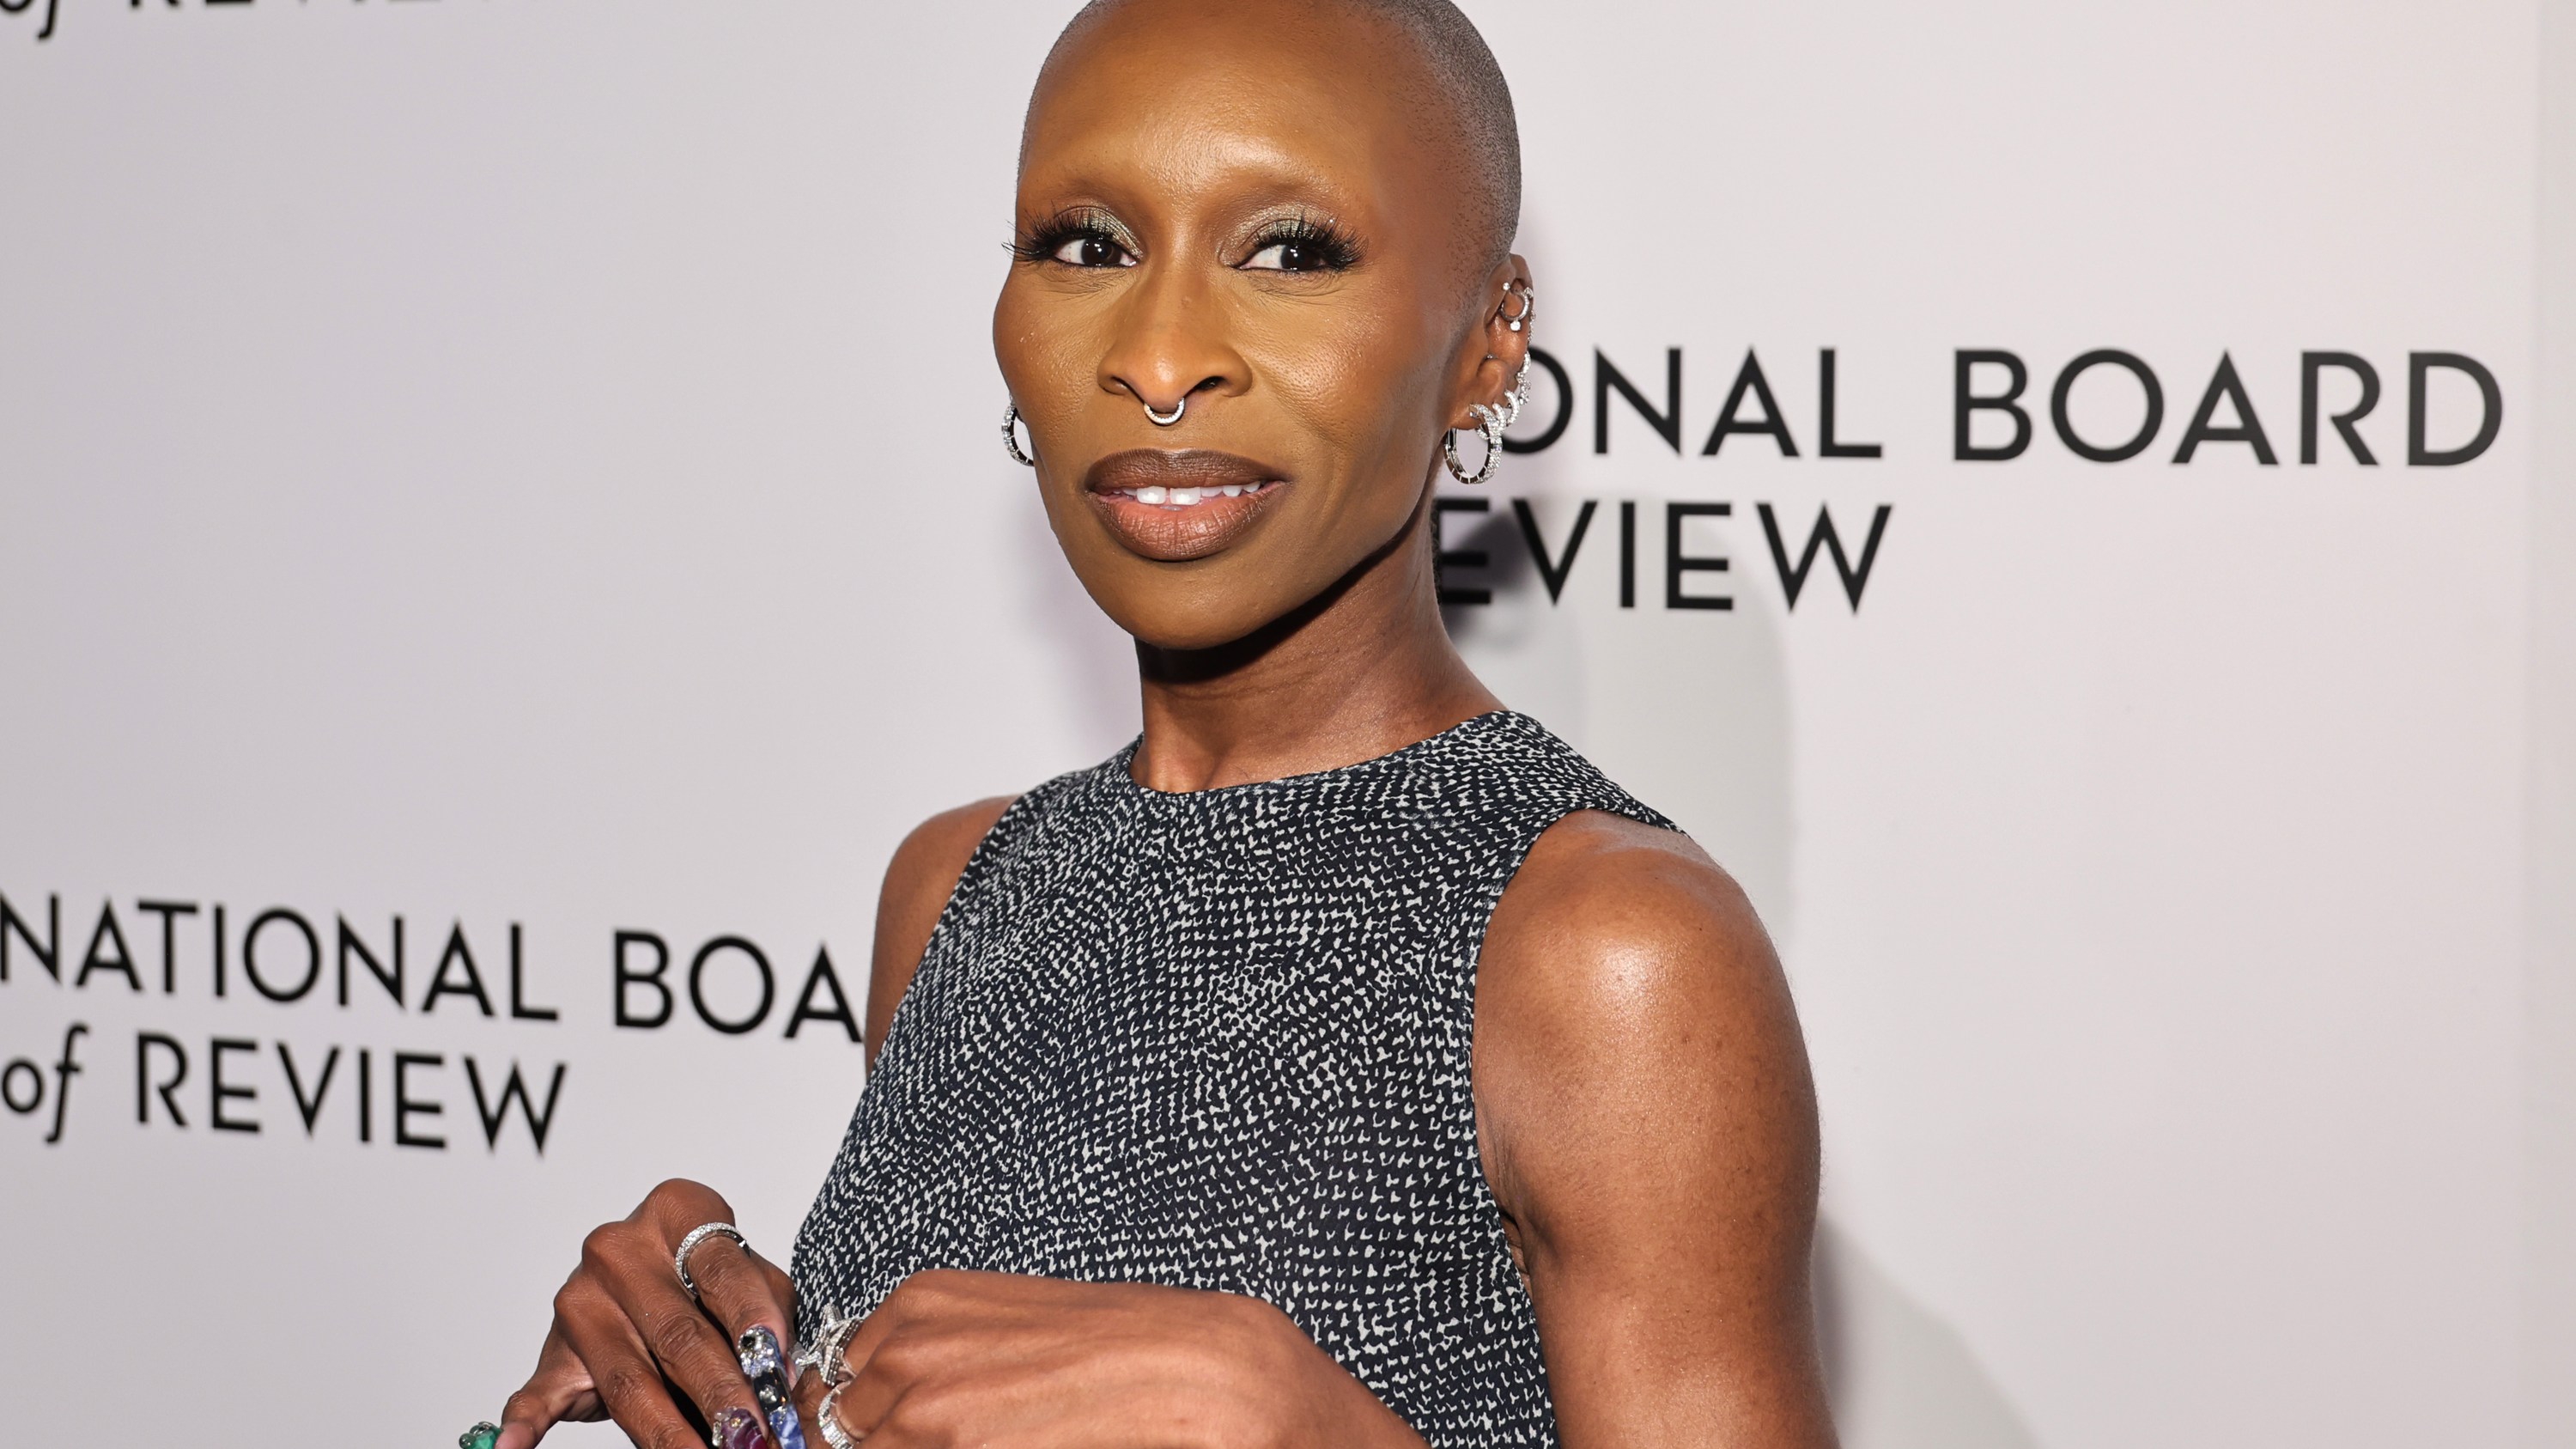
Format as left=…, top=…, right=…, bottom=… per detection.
left=1114, top=601, right=1278, bottom=654
left=1055, top=533, right=1285, bottom=654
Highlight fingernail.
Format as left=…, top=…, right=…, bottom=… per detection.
left=711, top=1406, right=767, bottom=1449
left=459, top=1423, right=501, bottom=1449
left=736, top=1324, right=785, bottom=1380
left=736, top=1324, right=799, bottom=1449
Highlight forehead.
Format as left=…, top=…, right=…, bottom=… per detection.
left=1021, top=3, right=1458, bottom=217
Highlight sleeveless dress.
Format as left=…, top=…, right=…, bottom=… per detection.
left=789, top=711, right=1674, bottom=1448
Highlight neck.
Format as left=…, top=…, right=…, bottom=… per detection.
left=1129, top=487, right=1502, bottom=792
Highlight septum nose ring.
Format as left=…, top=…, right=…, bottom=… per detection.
left=1143, top=395, right=1186, bottom=427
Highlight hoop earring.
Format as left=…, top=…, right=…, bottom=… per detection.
left=1001, top=403, right=1036, bottom=467
left=1500, top=282, right=1535, bottom=333
left=1498, top=364, right=1532, bottom=430
left=1443, top=403, right=1504, bottom=486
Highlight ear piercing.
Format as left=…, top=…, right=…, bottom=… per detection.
left=1002, top=403, right=1038, bottom=466
left=1443, top=356, right=1533, bottom=487
left=1500, top=281, right=1535, bottom=332
left=1444, top=403, right=1505, bottom=485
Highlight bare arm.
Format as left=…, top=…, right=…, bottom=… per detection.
left=1476, top=812, right=1837, bottom=1449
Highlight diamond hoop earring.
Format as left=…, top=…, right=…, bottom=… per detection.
left=1498, top=364, right=1532, bottom=430
left=1001, top=403, right=1036, bottom=466
left=1443, top=403, right=1504, bottom=486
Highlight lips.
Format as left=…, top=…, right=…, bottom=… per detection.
left=1082, top=449, right=1289, bottom=562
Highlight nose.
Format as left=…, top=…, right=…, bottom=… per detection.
left=1097, top=262, right=1245, bottom=421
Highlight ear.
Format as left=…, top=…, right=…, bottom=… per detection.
left=1447, top=254, right=1536, bottom=432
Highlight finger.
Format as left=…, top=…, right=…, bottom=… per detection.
left=553, top=1279, right=722, bottom=1449
left=826, top=1282, right=940, bottom=1440
left=495, top=1327, right=599, bottom=1449
left=592, top=1233, right=769, bottom=1435
left=814, top=1363, right=902, bottom=1449
left=686, top=1235, right=798, bottom=1373
left=636, top=1178, right=739, bottom=1248
left=791, top=1346, right=829, bottom=1429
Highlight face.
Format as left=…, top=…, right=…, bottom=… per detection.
left=994, top=0, right=1530, bottom=651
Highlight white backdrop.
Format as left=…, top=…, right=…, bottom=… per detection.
left=1, top=3, right=2567, bottom=1446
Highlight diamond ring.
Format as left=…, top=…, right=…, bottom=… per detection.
left=671, top=1221, right=748, bottom=1301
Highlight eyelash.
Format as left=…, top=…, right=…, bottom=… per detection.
left=1244, top=216, right=1361, bottom=274
left=1009, top=212, right=1362, bottom=274
left=1012, top=210, right=1133, bottom=268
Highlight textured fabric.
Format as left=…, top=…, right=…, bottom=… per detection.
left=790, top=711, right=1673, bottom=1448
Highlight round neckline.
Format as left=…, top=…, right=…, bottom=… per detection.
left=1111, top=709, right=1523, bottom=801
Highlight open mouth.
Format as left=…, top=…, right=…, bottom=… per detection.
left=1083, top=450, right=1289, bottom=561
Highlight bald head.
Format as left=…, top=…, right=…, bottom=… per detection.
left=1033, top=0, right=1523, bottom=273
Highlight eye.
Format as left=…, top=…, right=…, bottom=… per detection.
left=1244, top=240, right=1327, bottom=271
left=1014, top=210, right=1140, bottom=270
left=1240, top=218, right=1359, bottom=274
left=1051, top=233, right=1135, bottom=269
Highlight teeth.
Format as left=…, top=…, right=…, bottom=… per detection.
left=1115, top=482, right=1265, bottom=507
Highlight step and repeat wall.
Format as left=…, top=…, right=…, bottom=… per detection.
left=1, top=3, right=2562, bottom=1446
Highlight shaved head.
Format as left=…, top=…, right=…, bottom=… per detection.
left=1034, top=0, right=1523, bottom=272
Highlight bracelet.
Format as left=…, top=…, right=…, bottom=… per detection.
left=671, top=1221, right=748, bottom=1300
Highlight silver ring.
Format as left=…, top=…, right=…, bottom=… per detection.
left=1143, top=395, right=1186, bottom=426
left=817, top=1385, right=862, bottom=1449
left=793, top=1304, right=864, bottom=1389
left=672, top=1221, right=747, bottom=1300
left=1501, top=282, right=1535, bottom=332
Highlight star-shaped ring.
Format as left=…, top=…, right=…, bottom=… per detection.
left=793, top=1304, right=865, bottom=1389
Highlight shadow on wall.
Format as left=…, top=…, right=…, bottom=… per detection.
left=1438, top=469, right=1800, bottom=941
left=1440, top=503, right=1589, bottom=732
left=1815, top=1221, right=2044, bottom=1449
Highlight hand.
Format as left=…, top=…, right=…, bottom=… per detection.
left=799, top=1270, right=1429, bottom=1449
left=498, top=1178, right=800, bottom=1449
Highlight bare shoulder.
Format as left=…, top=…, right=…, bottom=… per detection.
left=1475, top=810, right=1831, bottom=1444
left=1475, top=809, right=1812, bottom=1165
left=866, top=795, right=1016, bottom=1061
left=1479, top=809, right=1786, bottom=1044
left=1473, top=805, right=1817, bottom=1274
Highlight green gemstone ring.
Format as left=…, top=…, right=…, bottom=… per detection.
left=459, top=1422, right=501, bottom=1449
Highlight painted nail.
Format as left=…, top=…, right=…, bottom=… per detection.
left=710, top=1405, right=768, bottom=1449
left=737, top=1324, right=786, bottom=1381
left=737, top=1324, right=799, bottom=1447
left=459, top=1424, right=500, bottom=1449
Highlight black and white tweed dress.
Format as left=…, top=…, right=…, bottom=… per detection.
left=790, top=711, right=1673, bottom=1447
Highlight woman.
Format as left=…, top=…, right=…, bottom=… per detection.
left=490, top=2, right=1834, bottom=1446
